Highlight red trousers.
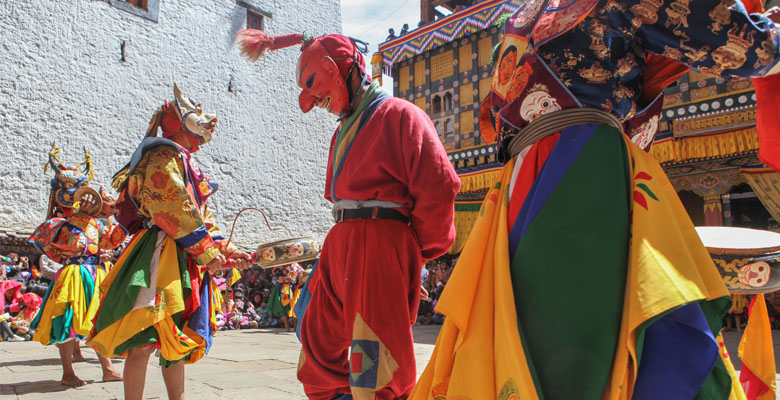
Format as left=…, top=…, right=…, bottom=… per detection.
left=298, top=218, right=422, bottom=400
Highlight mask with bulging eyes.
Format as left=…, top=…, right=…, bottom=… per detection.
left=519, top=86, right=562, bottom=122
left=172, top=83, right=217, bottom=144
left=45, top=143, right=102, bottom=217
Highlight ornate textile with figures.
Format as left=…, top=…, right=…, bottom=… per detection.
left=411, top=0, right=780, bottom=399
left=534, top=0, right=778, bottom=120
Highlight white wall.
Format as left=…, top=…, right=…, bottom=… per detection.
left=0, top=0, right=342, bottom=249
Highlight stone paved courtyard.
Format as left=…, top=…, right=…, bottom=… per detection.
left=0, top=327, right=777, bottom=399
left=0, top=325, right=440, bottom=399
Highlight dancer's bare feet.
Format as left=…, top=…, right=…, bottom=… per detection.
left=102, top=368, right=123, bottom=382
left=61, top=373, right=86, bottom=387
left=96, top=353, right=123, bottom=382
left=72, top=342, right=87, bottom=362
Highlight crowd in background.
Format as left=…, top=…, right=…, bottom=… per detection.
left=213, top=260, right=315, bottom=333
left=417, top=256, right=457, bottom=326
left=1, top=253, right=49, bottom=342
left=5, top=250, right=780, bottom=343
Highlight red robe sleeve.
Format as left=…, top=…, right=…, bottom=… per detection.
left=398, top=102, right=461, bottom=260
left=751, top=74, right=780, bottom=173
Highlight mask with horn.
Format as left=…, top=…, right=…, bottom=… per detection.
left=145, top=83, right=218, bottom=145
left=44, top=142, right=102, bottom=218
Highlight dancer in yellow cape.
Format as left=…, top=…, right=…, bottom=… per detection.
left=412, top=0, right=780, bottom=398
left=87, top=84, right=251, bottom=400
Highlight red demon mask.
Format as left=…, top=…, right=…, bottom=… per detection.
left=296, top=40, right=350, bottom=116
left=237, top=31, right=366, bottom=118
left=297, top=35, right=366, bottom=117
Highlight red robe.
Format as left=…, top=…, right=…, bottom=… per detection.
left=299, top=96, right=460, bottom=399
left=324, top=97, right=460, bottom=261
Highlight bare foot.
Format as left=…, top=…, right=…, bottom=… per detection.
left=102, top=368, right=123, bottom=382
left=61, top=374, right=86, bottom=387
left=72, top=354, right=87, bottom=362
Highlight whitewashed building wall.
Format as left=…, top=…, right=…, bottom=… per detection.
left=0, top=0, right=342, bottom=249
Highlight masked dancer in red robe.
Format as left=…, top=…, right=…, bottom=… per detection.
left=237, top=31, right=461, bottom=399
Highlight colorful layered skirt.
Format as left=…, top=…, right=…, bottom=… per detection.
left=411, top=124, right=740, bottom=399
left=31, top=258, right=100, bottom=345
left=87, top=227, right=216, bottom=366
left=268, top=282, right=300, bottom=318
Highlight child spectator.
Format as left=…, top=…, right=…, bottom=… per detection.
left=256, top=299, right=276, bottom=328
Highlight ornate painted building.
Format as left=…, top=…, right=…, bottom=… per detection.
left=376, top=0, right=780, bottom=254
left=652, top=72, right=780, bottom=232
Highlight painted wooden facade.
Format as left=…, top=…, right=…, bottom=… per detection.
left=654, top=72, right=780, bottom=232
left=377, top=0, right=780, bottom=253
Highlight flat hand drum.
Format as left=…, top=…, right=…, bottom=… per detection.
left=695, top=226, right=780, bottom=294
left=254, top=237, right=320, bottom=269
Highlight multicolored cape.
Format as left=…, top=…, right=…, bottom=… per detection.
left=411, top=127, right=738, bottom=399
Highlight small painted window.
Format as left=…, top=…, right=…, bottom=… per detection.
left=432, top=95, right=442, bottom=114
left=443, top=92, right=453, bottom=112
left=124, top=0, right=146, bottom=9
left=247, top=10, right=264, bottom=30
left=106, top=0, right=158, bottom=22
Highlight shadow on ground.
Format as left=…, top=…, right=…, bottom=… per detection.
left=0, top=357, right=101, bottom=368
left=6, top=379, right=97, bottom=395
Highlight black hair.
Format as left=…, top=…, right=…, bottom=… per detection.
left=501, top=45, right=518, bottom=60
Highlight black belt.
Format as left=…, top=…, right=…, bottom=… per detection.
left=334, top=207, right=410, bottom=224
left=63, top=255, right=99, bottom=265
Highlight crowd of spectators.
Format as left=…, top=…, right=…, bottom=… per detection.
left=7, top=248, right=780, bottom=344
left=214, top=260, right=314, bottom=332
left=417, top=256, right=457, bottom=326
left=1, top=253, right=48, bottom=342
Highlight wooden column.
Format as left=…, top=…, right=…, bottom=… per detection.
left=721, top=194, right=732, bottom=226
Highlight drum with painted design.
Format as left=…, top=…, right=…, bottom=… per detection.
left=695, top=226, right=780, bottom=294
left=254, top=237, right=320, bottom=269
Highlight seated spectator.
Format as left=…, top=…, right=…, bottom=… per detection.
left=221, top=294, right=247, bottom=330
left=1, top=280, right=24, bottom=314
left=256, top=299, right=276, bottom=328
left=3, top=254, right=25, bottom=282
left=417, top=297, right=434, bottom=325
left=400, top=23, right=410, bottom=35
left=0, top=288, right=41, bottom=341
left=386, top=28, right=396, bottom=40
left=0, top=317, right=24, bottom=341
left=37, top=254, right=61, bottom=285
left=249, top=291, right=263, bottom=308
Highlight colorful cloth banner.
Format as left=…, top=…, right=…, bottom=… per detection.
left=377, top=0, right=524, bottom=73
left=650, top=127, right=759, bottom=164
left=738, top=294, right=777, bottom=400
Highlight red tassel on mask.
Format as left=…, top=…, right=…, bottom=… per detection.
left=236, top=29, right=304, bottom=60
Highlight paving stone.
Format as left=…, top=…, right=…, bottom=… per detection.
left=0, top=325, right=442, bottom=399
left=6, top=326, right=774, bottom=398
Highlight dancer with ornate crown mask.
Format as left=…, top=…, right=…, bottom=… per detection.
left=28, top=143, right=125, bottom=387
